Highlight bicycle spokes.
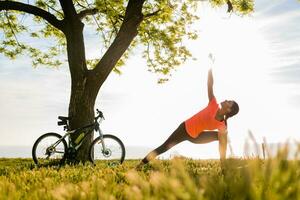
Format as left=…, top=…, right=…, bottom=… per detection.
left=89, top=135, right=125, bottom=164
left=33, top=133, right=67, bottom=166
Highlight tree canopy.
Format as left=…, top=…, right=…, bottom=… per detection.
left=0, top=0, right=254, bottom=83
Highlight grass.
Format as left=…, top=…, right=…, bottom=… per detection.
left=0, top=149, right=300, bottom=200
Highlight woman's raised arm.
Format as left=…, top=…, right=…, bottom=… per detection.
left=207, top=68, right=215, bottom=101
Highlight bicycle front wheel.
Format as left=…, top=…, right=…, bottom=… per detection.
left=89, top=134, right=125, bottom=165
left=32, top=132, right=67, bottom=166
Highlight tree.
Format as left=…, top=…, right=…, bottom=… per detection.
left=0, top=0, right=253, bottom=162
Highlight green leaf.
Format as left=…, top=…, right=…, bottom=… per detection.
left=0, top=0, right=254, bottom=81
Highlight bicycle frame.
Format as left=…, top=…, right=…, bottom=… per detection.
left=51, top=118, right=106, bottom=152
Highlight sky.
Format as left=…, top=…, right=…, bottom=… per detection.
left=0, top=0, right=299, bottom=159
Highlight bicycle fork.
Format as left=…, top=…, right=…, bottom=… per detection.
left=98, top=128, right=108, bottom=154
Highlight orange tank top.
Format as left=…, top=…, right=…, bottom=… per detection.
left=184, top=97, right=226, bottom=138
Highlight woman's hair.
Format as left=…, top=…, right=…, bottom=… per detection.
left=224, top=101, right=239, bottom=126
left=227, top=101, right=239, bottom=118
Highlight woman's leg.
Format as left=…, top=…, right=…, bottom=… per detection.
left=141, top=123, right=188, bottom=164
left=187, top=131, right=219, bottom=144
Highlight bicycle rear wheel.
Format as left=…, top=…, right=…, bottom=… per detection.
left=89, top=134, right=125, bottom=165
left=32, top=132, right=67, bottom=166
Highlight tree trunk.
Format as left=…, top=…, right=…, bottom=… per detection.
left=68, top=78, right=98, bottom=162
left=64, top=19, right=100, bottom=162
left=62, top=0, right=145, bottom=163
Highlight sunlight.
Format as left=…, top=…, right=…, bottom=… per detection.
left=1, top=0, right=299, bottom=161
left=183, top=6, right=300, bottom=158
left=164, top=5, right=287, bottom=158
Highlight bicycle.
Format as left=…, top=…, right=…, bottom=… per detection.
left=32, top=109, right=125, bottom=166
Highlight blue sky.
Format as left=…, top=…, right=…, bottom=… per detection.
left=257, top=0, right=300, bottom=108
left=0, top=0, right=299, bottom=158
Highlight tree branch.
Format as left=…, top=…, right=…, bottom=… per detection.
left=4, top=11, right=21, bottom=46
left=58, top=0, right=77, bottom=19
left=77, top=8, right=98, bottom=19
left=93, top=0, right=146, bottom=84
left=74, top=0, right=87, bottom=9
left=227, top=0, right=233, bottom=13
left=43, top=2, right=64, bottom=18
left=143, top=9, right=161, bottom=19
left=0, top=0, right=63, bottom=31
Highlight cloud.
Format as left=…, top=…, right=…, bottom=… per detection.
left=255, top=0, right=300, bottom=86
left=256, top=0, right=299, bottom=17
left=270, top=63, right=300, bottom=83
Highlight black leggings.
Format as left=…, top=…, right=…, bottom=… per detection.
left=142, top=122, right=219, bottom=164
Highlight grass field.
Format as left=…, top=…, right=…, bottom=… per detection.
left=0, top=149, right=299, bottom=200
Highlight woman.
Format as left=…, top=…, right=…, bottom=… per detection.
left=140, top=68, right=239, bottom=165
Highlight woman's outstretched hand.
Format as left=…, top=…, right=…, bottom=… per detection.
left=207, top=68, right=214, bottom=101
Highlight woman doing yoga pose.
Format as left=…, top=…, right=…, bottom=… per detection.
left=140, top=68, right=239, bottom=164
